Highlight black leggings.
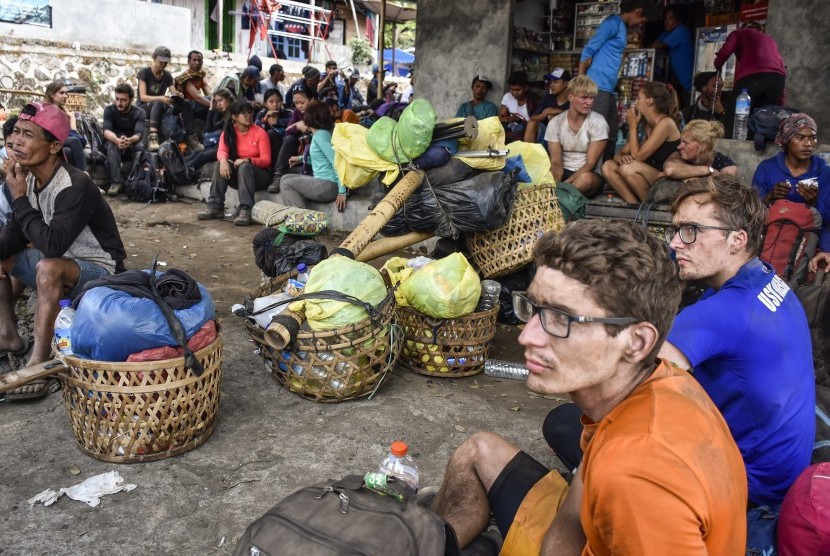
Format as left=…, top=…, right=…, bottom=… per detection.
left=63, top=136, right=87, bottom=171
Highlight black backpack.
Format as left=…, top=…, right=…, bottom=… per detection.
left=124, top=150, right=168, bottom=203
left=157, top=140, right=193, bottom=187
left=75, top=113, right=106, bottom=167
left=233, top=475, right=459, bottom=556
left=748, top=106, right=800, bottom=151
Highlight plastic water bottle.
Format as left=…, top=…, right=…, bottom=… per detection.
left=475, top=280, right=501, bottom=312
left=484, top=359, right=529, bottom=380
left=378, top=441, right=419, bottom=492
left=296, top=263, right=310, bottom=284
left=54, top=299, right=75, bottom=355
left=733, top=89, right=751, bottom=141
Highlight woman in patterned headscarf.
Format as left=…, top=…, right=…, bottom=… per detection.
left=753, top=112, right=830, bottom=250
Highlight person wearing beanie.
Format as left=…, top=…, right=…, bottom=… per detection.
left=753, top=112, right=830, bottom=250
left=0, top=102, right=126, bottom=396
left=285, top=66, right=321, bottom=109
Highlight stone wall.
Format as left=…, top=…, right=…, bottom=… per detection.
left=0, top=38, right=310, bottom=118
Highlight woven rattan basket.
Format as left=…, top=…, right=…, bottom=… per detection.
left=59, top=331, right=223, bottom=463
left=465, top=184, right=564, bottom=278
left=65, top=92, right=87, bottom=113
left=397, top=305, right=498, bottom=377
left=244, top=273, right=401, bottom=402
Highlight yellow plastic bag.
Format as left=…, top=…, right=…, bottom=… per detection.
left=332, top=123, right=401, bottom=189
left=381, top=257, right=414, bottom=306
left=507, top=141, right=555, bottom=188
left=454, top=117, right=507, bottom=171
left=400, top=253, right=481, bottom=319
left=289, top=257, right=388, bottom=330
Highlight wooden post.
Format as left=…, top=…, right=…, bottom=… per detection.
left=378, top=0, right=385, bottom=95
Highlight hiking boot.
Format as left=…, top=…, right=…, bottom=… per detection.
left=148, top=131, right=160, bottom=152
left=186, top=133, right=204, bottom=153
left=223, top=206, right=240, bottom=221
left=197, top=206, right=224, bottom=220
left=234, top=208, right=253, bottom=226
left=107, top=183, right=122, bottom=197
left=267, top=173, right=282, bottom=194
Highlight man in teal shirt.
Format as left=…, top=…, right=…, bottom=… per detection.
left=580, top=0, right=649, bottom=162
left=456, top=75, right=499, bottom=120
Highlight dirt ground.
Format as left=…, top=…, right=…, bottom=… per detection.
left=0, top=197, right=566, bottom=555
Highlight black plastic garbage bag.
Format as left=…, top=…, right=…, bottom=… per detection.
left=253, top=228, right=328, bottom=278
left=494, top=264, right=536, bottom=325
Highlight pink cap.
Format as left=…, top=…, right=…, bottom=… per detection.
left=18, top=101, right=70, bottom=143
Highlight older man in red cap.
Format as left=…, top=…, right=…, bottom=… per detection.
left=0, top=102, right=126, bottom=399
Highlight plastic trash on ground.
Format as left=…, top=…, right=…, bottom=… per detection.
left=28, top=471, right=137, bottom=508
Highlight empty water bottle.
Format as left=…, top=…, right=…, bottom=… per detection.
left=733, top=89, right=751, bottom=141
left=296, top=263, right=310, bottom=284
left=54, top=299, right=75, bottom=355
left=484, top=359, right=529, bottom=380
left=378, top=441, right=419, bottom=492
left=475, top=280, right=501, bottom=312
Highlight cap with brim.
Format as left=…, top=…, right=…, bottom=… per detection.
left=153, top=46, right=172, bottom=62
left=544, top=68, right=571, bottom=81
left=18, top=101, right=70, bottom=143
left=473, top=75, right=493, bottom=90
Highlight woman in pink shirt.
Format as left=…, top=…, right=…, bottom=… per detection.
left=197, top=100, right=272, bottom=226
left=714, top=22, right=786, bottom=137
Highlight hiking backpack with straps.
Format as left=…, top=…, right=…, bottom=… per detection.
left=157, top=140, right=193, bottom=187
left=124, top=150, right=168, bottom=203
left=74, top=113, right=106, bottom=167
left=748, top=106, right=799, bottom=151
left=760, top=199, right=822, bottom=288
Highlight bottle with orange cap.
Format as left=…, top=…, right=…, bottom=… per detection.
left=378, top=440, right=420, bottom=493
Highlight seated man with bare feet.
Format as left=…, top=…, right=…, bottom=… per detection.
left=0, top=102, right=126, bottom=400
left=430, top=219, right=747, bottom=554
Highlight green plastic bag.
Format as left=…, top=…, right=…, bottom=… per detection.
left=367, top=116, right=407, bottom=163
left=555, top=182, right=588, bottom=222
left=400, top=253, right=481, bottom=319
left=289, top=258, right=388, bottom=330
left=397, top=99, right=437, bottom=160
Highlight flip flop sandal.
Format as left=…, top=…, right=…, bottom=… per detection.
left=4, top=376, right=61, bottom=401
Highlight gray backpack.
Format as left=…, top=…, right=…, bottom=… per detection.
left=233, top=475, right=459, bottom=556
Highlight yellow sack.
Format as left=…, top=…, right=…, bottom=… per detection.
left=454, top=117, right=507, bottom=171
left=400, top=253, right=481, bottom=319
left=507, top=141, right=555, bottom=188
left=332, top=123, right=401, bottom=189
left=289, top=257, right=387, bottom=330
left=381, top=257, right=414, bottom=306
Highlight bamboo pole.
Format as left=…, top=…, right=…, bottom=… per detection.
left=0, top=360, right=64, bottom=393
left=355, top=231, right=433, bottom=263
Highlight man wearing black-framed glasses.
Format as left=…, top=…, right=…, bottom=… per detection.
left=660, top=174, right=815, bottom=510
left=430, top=218, right=746, bottom=554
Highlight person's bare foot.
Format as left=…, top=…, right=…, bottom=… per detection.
left=0, top=333, right=26, bottom=355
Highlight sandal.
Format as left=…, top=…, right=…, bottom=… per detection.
left=3, top=376, right=61, bottom=401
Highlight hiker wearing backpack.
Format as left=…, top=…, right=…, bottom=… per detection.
left=659, top=174, right=815, bottom=509
left=753, top=113, right=830, bottom=251
left=0, top=102, right=126, bottom=398
left=102, top=84, right=146, bottom=197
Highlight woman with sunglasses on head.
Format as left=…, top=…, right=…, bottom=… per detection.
left=196, top=100, right=271, bottom=226
left=44, top=80, right=86, bottom=172
left=602, top=81, right=682, bottom=203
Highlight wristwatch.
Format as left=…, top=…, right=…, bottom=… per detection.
left=708, top=166, right=715, bottom=175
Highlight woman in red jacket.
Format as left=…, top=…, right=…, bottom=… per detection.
left=196, top=100, right=272, bottom=226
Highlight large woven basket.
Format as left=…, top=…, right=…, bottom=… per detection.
left=59, top=332, right=223, bottom=464
left=244, top=273, right=401, bottom=402
left=65, top=92, right=87, bottom=113
left=397, top=305, right=498, bottom=377
left=465, top=184, right=564, bottom=278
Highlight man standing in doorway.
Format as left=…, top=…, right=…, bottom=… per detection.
left=579, top=0, right=649, bottom=162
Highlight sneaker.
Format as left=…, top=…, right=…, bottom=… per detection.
left=186, top=133, right=204, bottom=153
left=234, top=208, right=253, bottom=226
left=148, top=132, right=160, bottom=152
left=267, top=173, right=282, bottom=194
left=197, top=207, right=224, bottom=220
left=107, top=183, right=122, bottom=197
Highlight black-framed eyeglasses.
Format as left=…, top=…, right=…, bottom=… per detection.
left=512, top=292, right=637, bottom=338
left=664, top=223, right=734, bottom=245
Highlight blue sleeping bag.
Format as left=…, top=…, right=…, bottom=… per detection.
left=70, top=281, right=215, bottom=362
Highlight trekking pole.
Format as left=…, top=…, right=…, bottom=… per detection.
left=711, top=69, right=722, bottom=120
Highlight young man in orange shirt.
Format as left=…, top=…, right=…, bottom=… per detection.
left=430, top=219, right=747, bottom=554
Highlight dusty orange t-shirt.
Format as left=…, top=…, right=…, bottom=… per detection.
left=579, top=360, right=747, bottom=555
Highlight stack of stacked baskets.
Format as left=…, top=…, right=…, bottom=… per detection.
left=397, top=304, right=499, bottom=377
left=59, top=331, right=223, bottom=463
left=465, top=183, right=565, bottom=278
left=244, top=270, right=401, bottom=402
left=65, top=92, right=87, bottom=114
